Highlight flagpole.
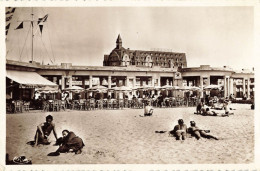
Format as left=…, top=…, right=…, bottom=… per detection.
left=31, top=7, right=34, bottom=62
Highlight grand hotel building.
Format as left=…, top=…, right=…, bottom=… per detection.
left=6, top=35, right=254, bottom=100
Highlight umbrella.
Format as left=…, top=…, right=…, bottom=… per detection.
left=178, top=86, right=191, bottom=91
left=189, top=86, right=201, bottom=91
left=87, top=85, right=108, bottom=93
left=111, top=86, right=132, bottom=92
left=36, top=86, right=59, bottom=93
left=64, top=86, right=84, bottom=93
left=204, top=84, right=222, bottom=90
left=138, top=85, right=154, bottom=90
left=161, top=85, right=173, bottom=90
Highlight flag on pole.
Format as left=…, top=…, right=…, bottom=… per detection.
left=39, top=24, right=43, bottom=35
left=15, top=22, right=23, bottom=30
left=43, top=14, right=48, bottom=22
left=6, top=23, right=10, bottom=30
left=38, top=14, right=48, bottom=25
left=11, top=8, right=16, bottom=13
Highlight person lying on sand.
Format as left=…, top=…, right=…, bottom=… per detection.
left=211, top=102, right=224, bottom=110
left=187, top=121, right=218, bottom=140
left=169, top=119, right=187, bottom=140
left=144, top=102, right=153, bottom=116
left=48, top=130, right=85, bottom=156
left=31, top=115, right=58, bottom=146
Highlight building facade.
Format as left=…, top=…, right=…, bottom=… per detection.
left=6, top=35, right=255, bottom=100
left=103, top=35, right=187, bottom=68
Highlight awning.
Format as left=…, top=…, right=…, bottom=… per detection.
left=6, top=70, right=58, bottom=88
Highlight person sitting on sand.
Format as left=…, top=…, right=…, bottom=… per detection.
left=170, top=119, right=187, bottom=140
left=194, top=102, right=202, bottom=114
left=187, top=121, right=218, bottom=140
left=34, top=115, right=58, bottom=146
left=48, top=130, right=85, bottom=156
left=144, top=102, right=153, bottom=116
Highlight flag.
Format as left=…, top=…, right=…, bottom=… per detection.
left=31, top=21, right=33, bottom=27
left=38, top=17, right=43, bottom=25
left=6, top=30, right=9, bottom=36
left=38, top=14, right=48, bottom=25
left=15, top=22, right=23, bottom=30
left=6, top=23, right=10, bottom=30
left=11, top=8, right=16, bottom=13
left=6, top=11, right=10, bottom=15
left=43, top=14, right=48, bottom=22
left=39, top=24, right=43, bottom=35
left=6, top=16, right=12, bottom=22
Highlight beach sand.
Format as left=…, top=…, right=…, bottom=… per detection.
left=6, top=104, right=254, bottom=164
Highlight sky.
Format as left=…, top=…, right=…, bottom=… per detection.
left=5, top=7, right=254, bottom=70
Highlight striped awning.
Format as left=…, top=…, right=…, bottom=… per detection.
left=6, top=70, right=57, bottom=88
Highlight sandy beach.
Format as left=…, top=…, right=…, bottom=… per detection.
left=6, top=104, right=254, bottom=164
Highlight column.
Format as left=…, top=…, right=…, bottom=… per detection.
left=108, top=76, right=112, bottom=97
left=126, top=76, right=129, bottom=87
left=242, top=78, right=246, bottom=96
left=69, top=76, right=72, bottom=88
left=150, top=77, right=154, bottom=95
left=247, top=79, right=250, bottom=99
left=157, top=77, right=161, bottom=95
left=133, top=77, right=137, bottom=96
left=230, top=78, right=234, bottom=96
left=89, top=75, right=93, bottom=88
left=108, top=76, right=112, bottom=88
left=61, top=76, right=65, bottom=90
left=224, top=76, right=227, bottom=98
left=207, top=76, right=210, bottom=86
left=227, top=76, right=230, bottom=97
left=89, top=75, right=93, bottom=97
left=200, top=76, right=204, bottom=98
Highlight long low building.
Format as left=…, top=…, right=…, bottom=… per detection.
left=6, top=35, right=254, bottom=101
left=6, top=59, right=254, bottom=101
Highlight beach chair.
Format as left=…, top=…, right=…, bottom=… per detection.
left=89, top=98, right=95, bottom=110
left=23, top=101, right=30, bottom=112
left=97, top=100, right=103, bottom=110
left=78, top=99, right=85, bottom=110
left=60, top=100, right=66, bottom=111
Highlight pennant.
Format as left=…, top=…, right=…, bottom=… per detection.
left=6, top=30, right=9, bottom=36
left=6, top=11, right=10, bottom=15
left=39, top=24, right=43, bottom=34
left=38, top=14, right=48, bottom=25
left=38, top=17, right=43, bottom=25
left=11, top=8, right=16, bottom=13
left=6, top=23, right=10, bottom=30
left=6, top=16, right=12, bottom=22
left=43, top=14, right=48, bottom=22
left=15, top=22, right=23, bottom=30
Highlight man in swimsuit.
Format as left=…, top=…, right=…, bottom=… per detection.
left=170, top=119, right=187, bottom=140
left=188, top=121, right=218, bottom=140
left=34, top=115, right=58, bottom=146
